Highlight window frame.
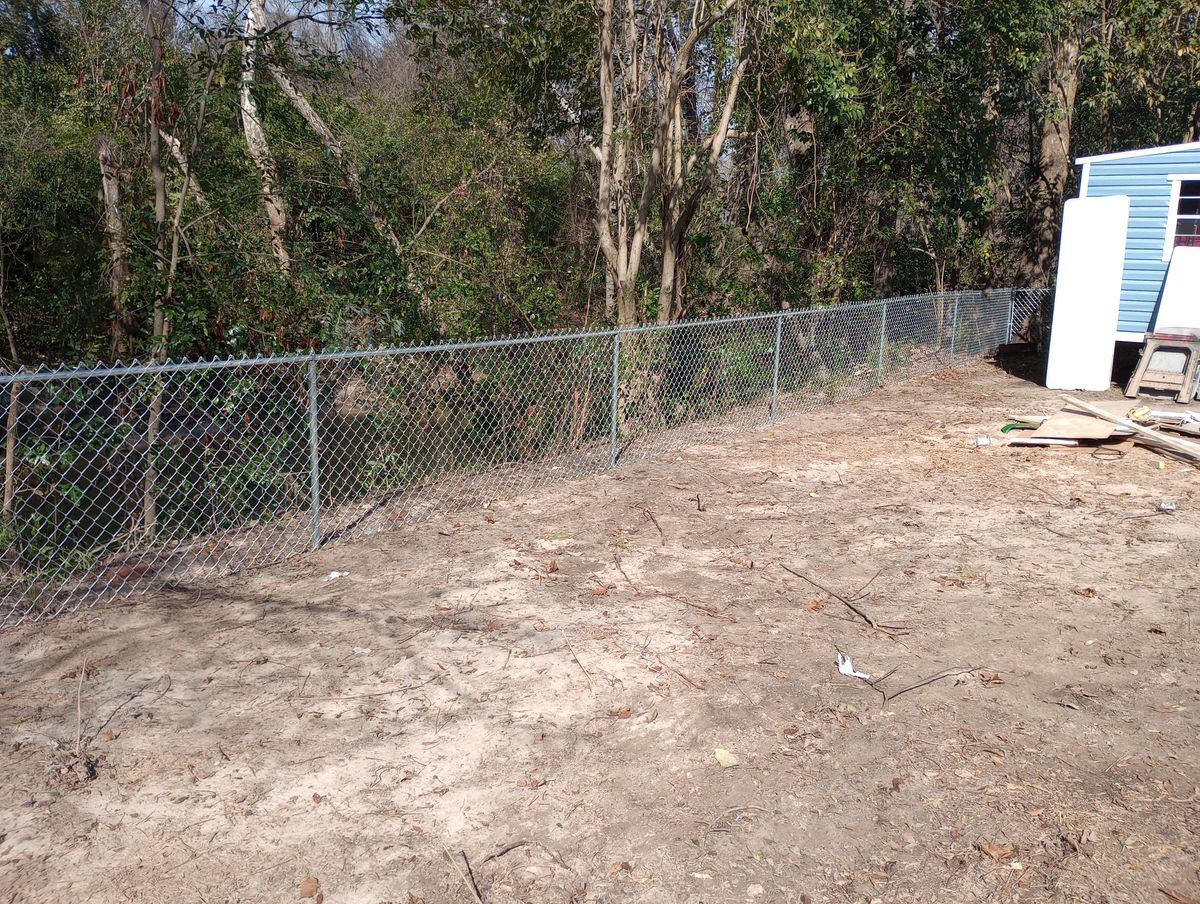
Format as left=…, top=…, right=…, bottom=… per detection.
left=1162, top=174, right=1200, bottom=262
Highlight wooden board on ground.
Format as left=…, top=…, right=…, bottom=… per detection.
left=1030, top=400, right=1137, bottom=440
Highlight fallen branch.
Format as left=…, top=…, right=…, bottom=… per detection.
left=836, top=651, right=979, bottom=707
left=779, top=564, right=908, bottom=635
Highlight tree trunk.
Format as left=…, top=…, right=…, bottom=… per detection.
left=0, top=233, right=17, bottom=525
left=142, top=0, right=170, bottom=539
left=96, top=136, right=132, bottom=358
left=1023, top=34, right=1080, bottom=285
left=240, top=0, right=291, bottom=274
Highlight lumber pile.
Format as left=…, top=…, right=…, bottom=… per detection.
left=1004, top=396, right=1200, bottom=464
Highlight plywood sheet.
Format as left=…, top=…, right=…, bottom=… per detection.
left=1154, top=245, right=1200, bottom=331
left=1029, top=399, right=1140, bottom=440
left=1046, top=195, right=1131, bottom=391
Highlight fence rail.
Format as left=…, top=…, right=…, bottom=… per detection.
left=0, top=287, right=1049, bottom=628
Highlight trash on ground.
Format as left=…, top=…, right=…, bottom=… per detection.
left=713, top=748, right=739, bottom=768
left=836, top=651, right=871, bottom=681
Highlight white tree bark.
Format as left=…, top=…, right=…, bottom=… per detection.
left=240, top=0, right=291, bottom=274
left=161, top=130, right=208, bottom=208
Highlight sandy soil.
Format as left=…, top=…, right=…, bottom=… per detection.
left=2, top=358, right=1199, bottom=904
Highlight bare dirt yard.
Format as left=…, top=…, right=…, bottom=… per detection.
left=2, top=358, right=1199, bottom=904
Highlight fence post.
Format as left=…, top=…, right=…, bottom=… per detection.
left=769, top=313, right=783, bottom=421
left=949, top=292, right=961, bottom=360
left=876, top=301, right=888, bottom=386
left=306, top=352, right=322, bottom=549
left=608, top=330, right=621, bottom=468
left=1005, top=288, right=1017, bottom=344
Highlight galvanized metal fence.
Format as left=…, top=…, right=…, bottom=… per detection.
left=0, top=287, right=1048, bottom=628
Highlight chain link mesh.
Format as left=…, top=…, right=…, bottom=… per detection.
left=0, top=288, right=1049, bottom=628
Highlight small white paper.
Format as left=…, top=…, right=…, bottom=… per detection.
left=837, top=651, right=871, bottom=681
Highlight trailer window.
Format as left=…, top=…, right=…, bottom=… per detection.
left=1172, top=179, right=1200, bottom=249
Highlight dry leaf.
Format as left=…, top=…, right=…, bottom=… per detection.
left=1074, top=587, right=1098, bottom=598
left=978, top=841, right=1016, bottom=861
left=805, top=598, right=827, bottom=611
left=608, top=707, right=632, bottom=719
left=609, top=861, right=633, bottom=874
left=591, top=584, right=611, bottom=596
left=979, top=670, right=1005, bottom=686
left=311, top=792, right=323, bottom=803
left=299, top=876, right=320, bottom=898
left=547, top=559, right=559, bottom=574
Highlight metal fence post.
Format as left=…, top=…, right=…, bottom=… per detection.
left=876, top=301, right=888, bottom=386
left=769, top=313, right=783, bottom=421
left=1005, top=289, right=1017, bottom=344
left=949, top=292, right=961, bottom=360
left=608, top=330, right=621, bottom=468
left=306, top=352, right=322, bottom=548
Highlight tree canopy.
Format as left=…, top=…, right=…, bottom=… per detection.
left=0, top=0, right=1197, bottom=363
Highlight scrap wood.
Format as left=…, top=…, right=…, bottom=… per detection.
left=1031, top=407, right=1126, bottom=441
left=778, top=564, right=908, bottom=635
left=1064, top=396, right=1200, bottom=463
left=1007, top=437, right=1080, bottom=447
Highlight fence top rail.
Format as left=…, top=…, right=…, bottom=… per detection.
left=0, top=289, right=1017, bottom=386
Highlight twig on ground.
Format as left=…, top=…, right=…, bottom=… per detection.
left=779, top=564, right=908, bottom=635
left=656, top=654, right=702, bottom=689
left=682, top=600, right=737, bottom=621
left=461, top=850, right=484, bottom=903
left=443, top=847, right=485, bottom=904
left=878, top=666, right=979, bottom=704
left=481, top=840, right=531, bottom=864
left=74, top=657, right=87, bottom=760
left=301, top=673, right=440, bottom=701
left=87, top=679, right=154, bottom=745
left=564, top=636, right=594, bottom=688
left=836, top=651, right=979, bottom=707
left=848, top=568, right=882, bottom=600
left=639, top=506, right=665, bottom=544
left=612, top=552, right=635, bottom=589
left=702, top=805, right=770, bottom=838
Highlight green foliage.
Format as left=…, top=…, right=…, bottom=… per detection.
left=0, top=0, right=1197, bottom=365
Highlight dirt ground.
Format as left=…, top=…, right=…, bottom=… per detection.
left=2, top=358, right=1199, bottom=904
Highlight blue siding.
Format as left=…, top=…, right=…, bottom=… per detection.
left=1084, top=147, right=1200, bottom=334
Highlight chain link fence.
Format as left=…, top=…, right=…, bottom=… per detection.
left=0, top=287, right=1049, bottom=628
